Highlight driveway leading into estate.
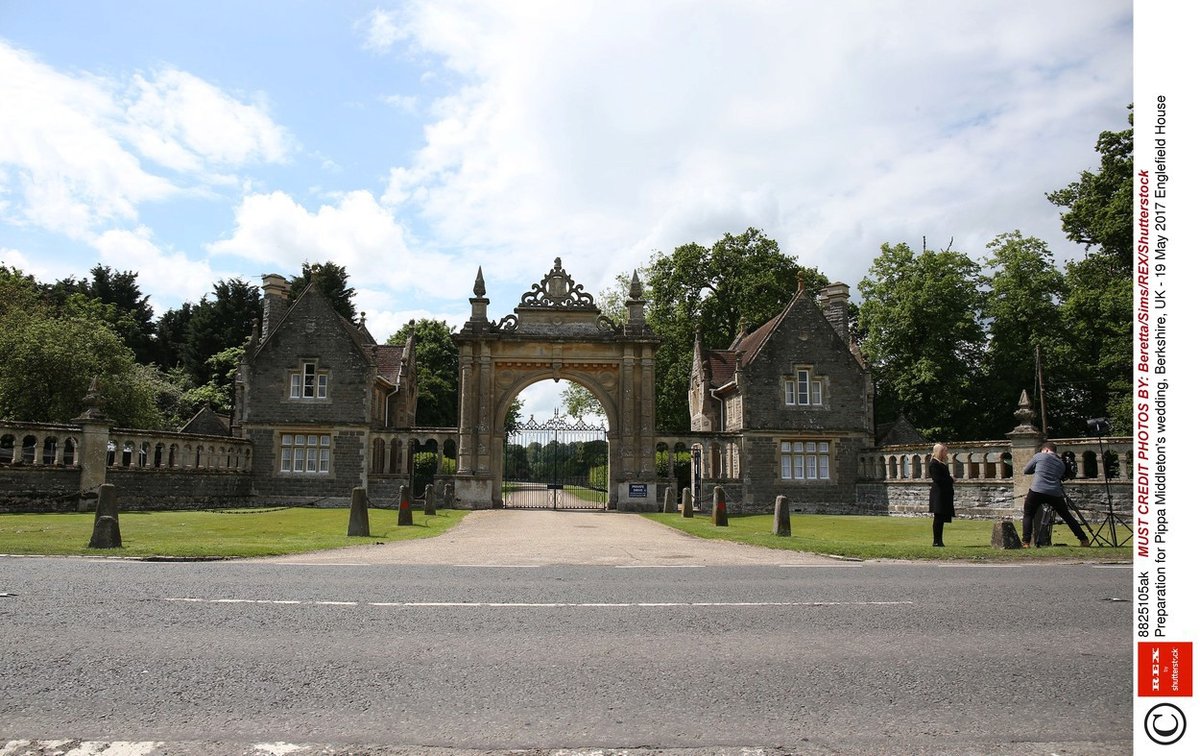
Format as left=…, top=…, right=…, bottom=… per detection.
left=260, top=509, right=845, bottom=566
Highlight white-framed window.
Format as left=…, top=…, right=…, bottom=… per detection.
left=289, top=361, right=329, bottom=400
left=780, top=440, right=831, bottom=480
left=280, top=433, right=331, bottom=474
left=783, top=368, right=823, bottom=406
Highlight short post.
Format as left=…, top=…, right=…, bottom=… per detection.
left=348, top=487, right=370, bottom=537
left=772, top=495, right=791, bottom=537
left=662, top=484, right=676, bottom=514
left=424, top=483, right=437, bottom=516
left=87, top=483, right=122, bottom=549
left=398, top=484, right=413, bottom=526
left=681, top=488, right=694, bottom=518
left=712, top=485, right=728, bottom=527
left=991, top=519, right=1022, bottom=549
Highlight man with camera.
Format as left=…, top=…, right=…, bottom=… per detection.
left=1021, top=441, right=1090, bottom=548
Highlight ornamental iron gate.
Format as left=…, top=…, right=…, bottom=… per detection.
left=503, top=410, right=608, bottom=509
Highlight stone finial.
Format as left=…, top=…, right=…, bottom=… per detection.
left=248, top=318, right=260, bottom=349
left=74, top=376, right=108, bottom=422
left=358, top=311, right=367, bottom=329
left=473, top=267, right=486, bottom=297
left=628, top=270, right=644, bottom=300
left=797, top=272, right=806, bottom=293
left=1011, top=389, right=1038, bottom=433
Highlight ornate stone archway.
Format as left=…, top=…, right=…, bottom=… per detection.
left=453, top=259, right=660, bottom=510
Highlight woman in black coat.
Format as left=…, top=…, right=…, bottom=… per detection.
left=928, top=443, right=955, bottom=547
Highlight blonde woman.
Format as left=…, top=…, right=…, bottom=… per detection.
left=928, top=443, right=955, bottom=547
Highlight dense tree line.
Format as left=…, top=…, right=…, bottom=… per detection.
left=0, top=261, right=356, bottom=429
left=2, top=113, right=1130, bottom=443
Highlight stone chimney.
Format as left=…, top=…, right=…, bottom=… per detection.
left=816, top=282, right=851, bottom=341
left=261, top=274, right=291, bottom=336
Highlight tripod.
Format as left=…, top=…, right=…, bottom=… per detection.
left=1088, top=424, right=1133, bottom=547
left=1035, top=491, right=1099, bottom=547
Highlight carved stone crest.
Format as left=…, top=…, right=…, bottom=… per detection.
left=519, top=258, right=597, bottom=309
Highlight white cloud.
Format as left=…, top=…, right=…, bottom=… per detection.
left=0, top=41, right=291, bottom=240
left=359, top=8, right=409, bottom=53
left=207, top=189, right=463, bottom=301
left=0, top=43, right=175, bottom=237
left=380, top=0, right=1131, bottom=293
left=122, top=68, right=291, bottom=176
left=90, top=226, right=217, bottom=311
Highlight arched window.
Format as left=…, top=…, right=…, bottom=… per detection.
left=0, top=434, right=13, bottom=464
left=22, top=435, right=37, bottom=464
left=42, top=436, right=59, bottom=465
left=64, top=438, right=77, bottom=466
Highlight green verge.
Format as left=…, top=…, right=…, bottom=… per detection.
left=0, top=507, right=469, bottom=559
left=642, top=512, right=1133, bottom=562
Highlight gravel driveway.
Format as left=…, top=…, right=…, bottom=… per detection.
left=260, top=509, right=844, bottom=566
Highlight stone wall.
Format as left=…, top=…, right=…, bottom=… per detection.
left=105, top=468, right=254, bottom=510
left=0, top=467, right=84, bottom=513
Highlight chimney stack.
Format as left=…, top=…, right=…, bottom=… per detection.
left=817, top=282, right=851, bottom=341
left=261, top=274, right=291, bottom=336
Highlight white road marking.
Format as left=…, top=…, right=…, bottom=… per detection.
left=166, top=597, right=912, bottom=608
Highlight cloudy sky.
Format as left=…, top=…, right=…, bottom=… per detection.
left=1, top=0, right=1132, bottom=420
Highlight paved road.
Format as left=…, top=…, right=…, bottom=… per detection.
left=260, top=510, right=841, bottom=566
left=0, top=511, right=1133, bottom=755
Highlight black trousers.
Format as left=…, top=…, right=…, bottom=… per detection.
left=1022, top=490, right=1087, bottom=544
left=932, top=513, right=950, bottom=545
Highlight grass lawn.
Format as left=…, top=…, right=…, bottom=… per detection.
left=0, top=507, right=469, bottom=559
left=643, top=512, right=1133, bottom=562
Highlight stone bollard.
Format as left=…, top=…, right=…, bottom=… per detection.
left=681, top=488, right=694, bottom=518
left=348, top=487, right=370, bottom=537
left=87, top=484, right=122, bottom=549
left=991, top=520, right=1023, bottom=549
left=772, top=495, right=791, bottom=537
left=440, top=480, right=454, bottom=509
left=424, top=483, right=437, bottom=516
left=712, top=485, right=728, bottom=527
left=398, top=484, right=413, bottom=526
left=662, top=484, right=676, bottom=514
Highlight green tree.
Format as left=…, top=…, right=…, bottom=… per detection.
left=644, top=228, right=827, bottom=432
left=290, top=261, right=356, bottom=322
left=182, top=278, right=260, bottom=386
left=43, top=265, right=156, bottom=364
left=1047, top=109, right=1134, bottom=434
left=858, top=241, right=985, bottom=439
left=0, top=311, right=163, bottom=427
left=388, top=319, right=459, bottom=427
left=978, top=231, right=1067, bottom=437
left=1046, top=107, right=1133, bottom=273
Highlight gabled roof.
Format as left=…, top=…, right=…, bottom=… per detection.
left=179, top=406, right=230, bottom=436
left=373, top=344, right=409, bottom=385
left=699, top=291, right=805, bottom=389
left=251, top=282, right=380, bottom=370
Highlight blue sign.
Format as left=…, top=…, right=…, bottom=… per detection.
left=629, top=483, right=648, bottom=498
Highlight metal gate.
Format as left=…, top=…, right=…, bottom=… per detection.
left=503, top=410, right=608, bottom=509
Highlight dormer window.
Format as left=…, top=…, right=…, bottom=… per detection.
left=289, top=361, right=329, bottom=400
left=784, top=368, right=823, bottom=406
